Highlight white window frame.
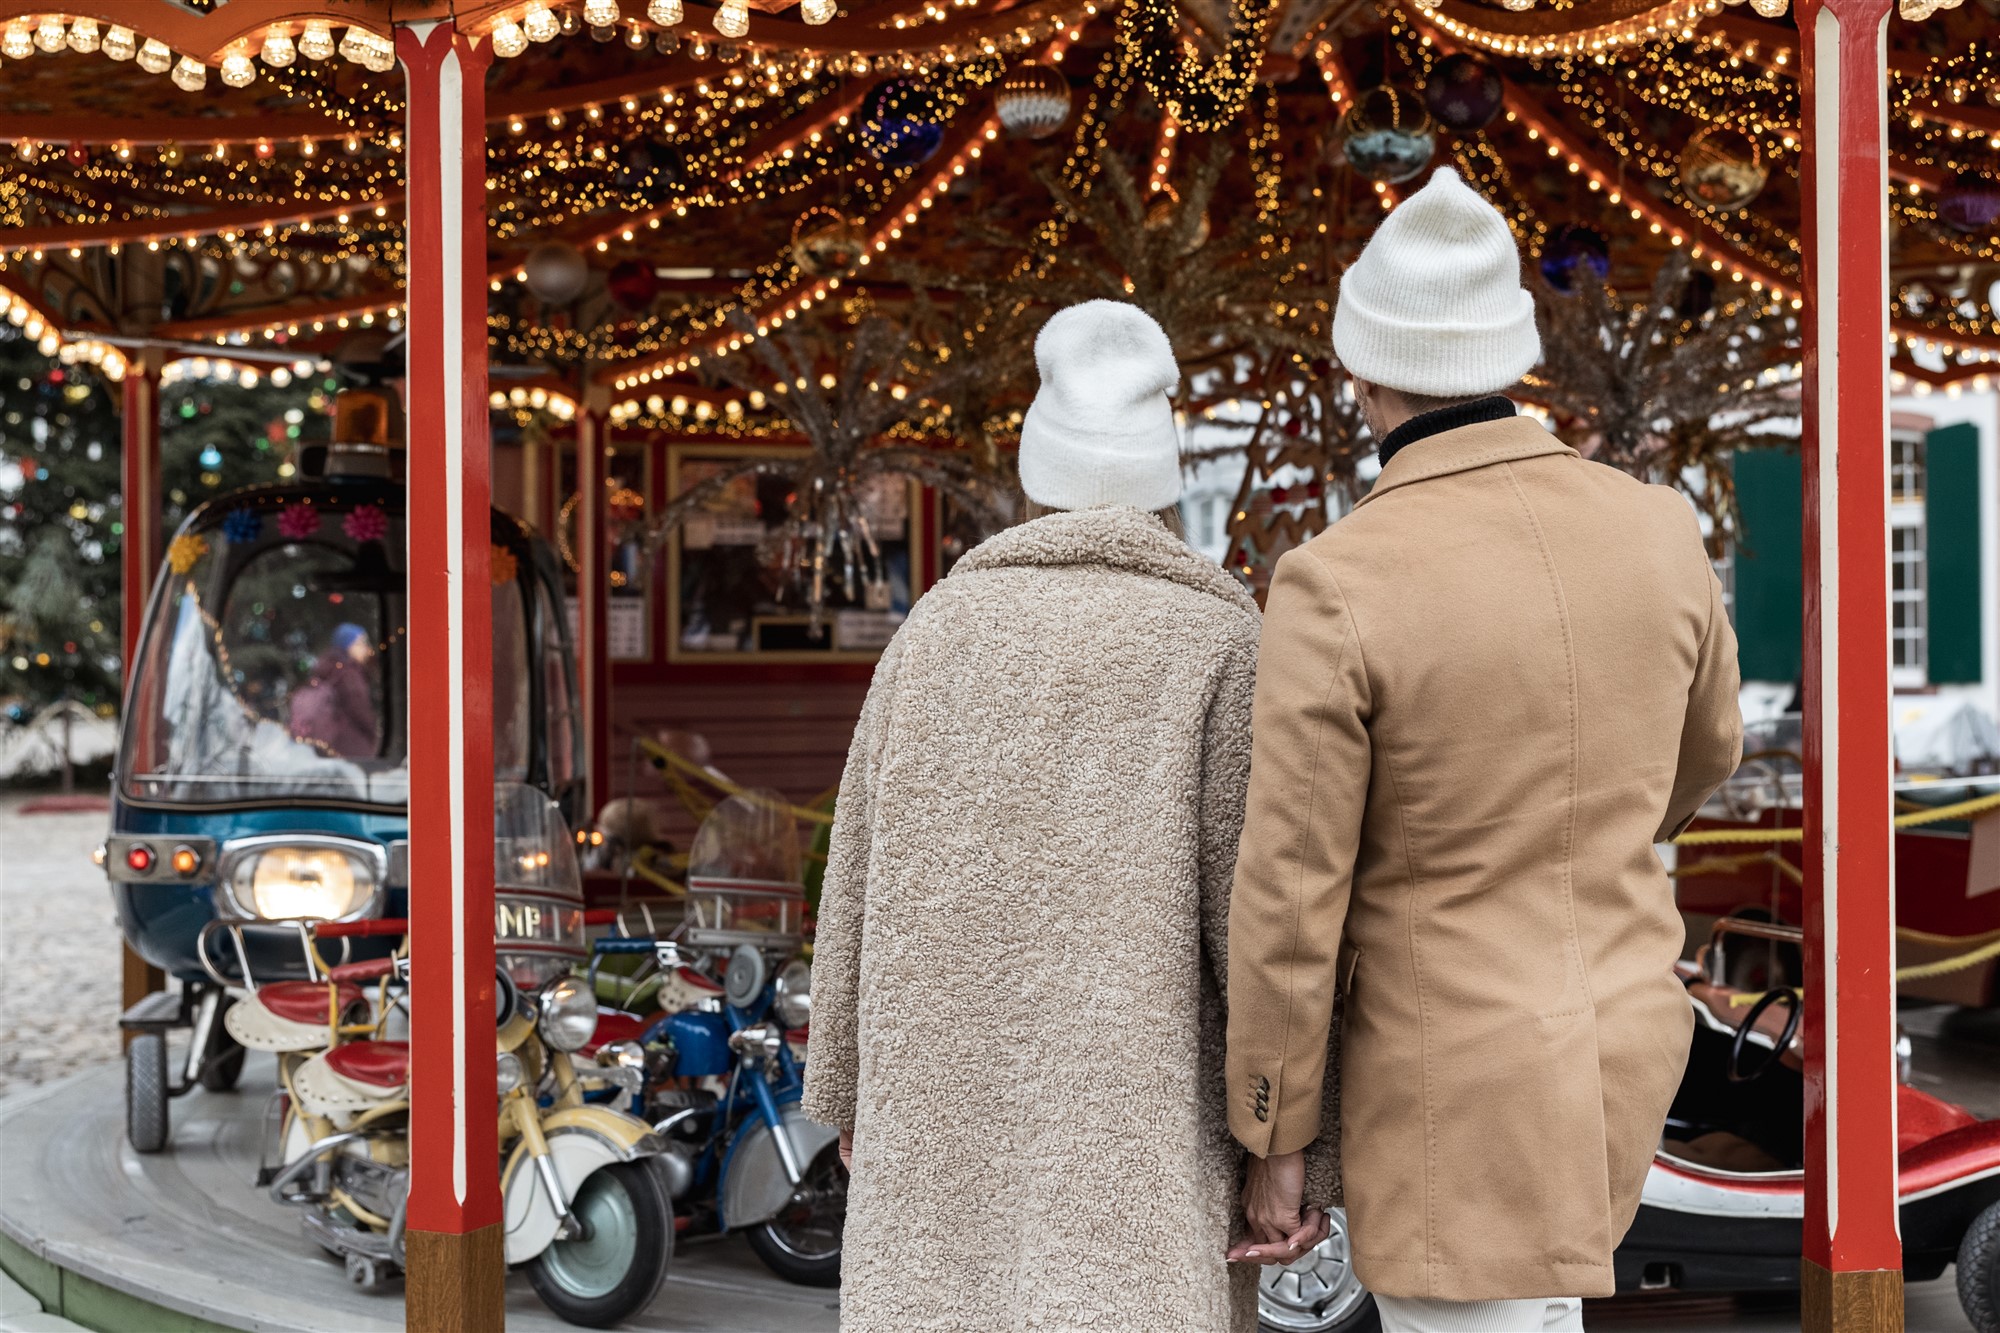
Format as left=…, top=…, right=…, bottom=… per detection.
left=1888, top=429, right=1927, bottom=688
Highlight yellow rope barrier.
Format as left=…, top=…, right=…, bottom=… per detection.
left=636, top=737, right=837, bottom=826
left=1672, top=788, right=2000, bottom=849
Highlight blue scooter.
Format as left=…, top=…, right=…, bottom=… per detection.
left=585, top=799, right=845, bottom=1286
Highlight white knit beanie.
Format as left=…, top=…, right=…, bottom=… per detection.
left=1333, top=167, right=1540, bottom=397
left=1018, top=300, right=1183, bottom=513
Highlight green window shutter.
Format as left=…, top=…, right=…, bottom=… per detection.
left=1732, top=448, right=1804, bottom=683
left=1924, top=422, right=1983, bottom=684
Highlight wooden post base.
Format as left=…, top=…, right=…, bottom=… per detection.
left=1802, top=1258, right=1902, bottom=1333
left=119, top=945, right=163, bottom=1047
left=405, top=1224, right=505, bottom=1333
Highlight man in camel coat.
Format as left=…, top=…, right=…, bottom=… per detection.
left=1226, top=168, right=1744, bottom=1332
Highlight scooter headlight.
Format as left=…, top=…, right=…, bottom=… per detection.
left=537, top=975, right=598, bottom=1052
left=773, top=959, right=812, bottom=1029
left=496, top=1051, right=526, bottom=1096
left=219, top=837, right=383, bottom=922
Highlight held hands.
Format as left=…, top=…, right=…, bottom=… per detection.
left=1226, top=1149, right=1330, bottom=1265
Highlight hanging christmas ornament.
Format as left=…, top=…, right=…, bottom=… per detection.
left=1423, top=53, right=1504, bottom=133
left=1677, top=126, right=1768, bottom=212
left=1538, top=224, right=1612, bottom=293
left=994, top=61, right=1072, bottom=139
left=1339, top=87, right=1435, bottom=184
left=1143, top=193, right=1211, bottom=255
left=278, top=502, right=320, bottom=542
left=860, top=77, right=944, bottom=167
left=789, top=207, right=866, bottom=276
left=524, top=242, right=590, bottom=304
left=1936, top=171, right=2000, bottom=234
left=607, top=259, right=662, bottom=311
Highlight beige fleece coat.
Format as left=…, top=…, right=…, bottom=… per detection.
left=1226, top=414, right=1743, bottom=1301
left=804, top=506, right=1284, bottom=1332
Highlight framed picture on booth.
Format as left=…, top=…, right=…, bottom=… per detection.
left=664, top=443, right=922, bottom=664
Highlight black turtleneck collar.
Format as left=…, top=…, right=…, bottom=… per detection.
left=1374, top=396, right=1517, bottom=472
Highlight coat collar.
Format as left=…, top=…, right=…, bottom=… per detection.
left=953, top=506, right=1259, bottom=614
left=1355, top=414, right=1577, bottom=509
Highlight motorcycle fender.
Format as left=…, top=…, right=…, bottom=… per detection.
left=720, top=1107, right=838, bottom=1230
left=500, top=1106, right=666, bottom=1265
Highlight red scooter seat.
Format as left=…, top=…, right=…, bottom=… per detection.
left=256, top=980, right=364, bottom=1025
left=323, top=1040, right=409, bottom=1089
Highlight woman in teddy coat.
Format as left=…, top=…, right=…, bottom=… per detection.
left=802, top=300, right=1337, bottom=1332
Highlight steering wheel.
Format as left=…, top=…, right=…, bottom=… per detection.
left=1727, top=987, right=1803, bottom=1083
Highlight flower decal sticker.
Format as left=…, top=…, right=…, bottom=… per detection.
left=342, top=504, right=388, bottom=543
left=277, top=502, right=319, bottom=541
left=166, top=532, right=209, bottom=574
left=221, top=508, right=262, bottom=544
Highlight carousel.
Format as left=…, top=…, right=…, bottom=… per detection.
left=0, top=0, right=1996, bottom=1329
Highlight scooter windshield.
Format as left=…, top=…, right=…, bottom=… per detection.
left=687, top=790, right=804, bottom=884
left=118, top=491, right=532, bottom=809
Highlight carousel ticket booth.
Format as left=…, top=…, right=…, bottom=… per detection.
left=0, top=0, right=1996, bottom=1330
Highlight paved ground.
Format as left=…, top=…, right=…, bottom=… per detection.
left=0, top=790, right=121, bottom=1098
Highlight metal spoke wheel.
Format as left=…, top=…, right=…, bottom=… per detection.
left=1258, top=1208, right=1378, bottom=1333
left=746, top=1143, right=847, bottom=1287
left=526, top=1160, right=673, bottom=1328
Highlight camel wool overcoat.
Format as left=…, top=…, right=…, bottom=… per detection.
left=804, top=506, right=1290, bottom=1332
left=1226, top=414, right=1743, bottom=1301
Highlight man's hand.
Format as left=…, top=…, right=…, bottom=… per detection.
left=838, top=1128, right=853, bottom=1172
left=1226, top=1149, right=1330, bottom=1265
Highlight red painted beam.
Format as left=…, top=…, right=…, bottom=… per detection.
left=397, top=20, right=504, bottom=1330
left=1797, top=0, right=1903, bottom=1326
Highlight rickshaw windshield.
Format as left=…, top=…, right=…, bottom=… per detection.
left=119, top=496, right=532, bottom=809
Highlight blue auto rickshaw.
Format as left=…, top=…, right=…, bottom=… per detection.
left=104, top=391, right=584, bottom=1151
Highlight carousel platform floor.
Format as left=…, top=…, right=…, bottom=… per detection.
left=0, top=1063, right=841, bottom=1333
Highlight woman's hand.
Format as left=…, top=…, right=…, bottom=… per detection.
left=1226, top=1149, right=1330, bottom=1264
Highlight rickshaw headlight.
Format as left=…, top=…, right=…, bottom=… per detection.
left=537, top=976, right=597, bottom=1052
left=773, top=959, right=812, bottom=1029
left=229, top=844, right=378, bottom=921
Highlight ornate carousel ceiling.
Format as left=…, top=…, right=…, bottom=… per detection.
left=0, top=0, right=1994, bottom=424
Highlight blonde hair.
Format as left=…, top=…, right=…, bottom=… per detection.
left=1022, top=498, right=1186, bottom=538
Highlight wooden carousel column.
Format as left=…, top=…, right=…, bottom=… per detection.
left=119, top=344, right=166, bottom=1018
left=1797, top=1, right=1903, bottom=1329
left=396, top=20, right=504, bottom=1333
left=576, top=388, right=612, bottom=817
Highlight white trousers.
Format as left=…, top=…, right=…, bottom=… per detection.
left=1374, top=1294, right=1585, bottom=1332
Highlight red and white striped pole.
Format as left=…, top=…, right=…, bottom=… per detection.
left=397, top=20, right=503, bottom=1333
left=1796, top=0, right=1902, bottom=1327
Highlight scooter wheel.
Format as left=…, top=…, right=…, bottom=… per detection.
left=526, top=1160, right=673, bottom=1327
left=1960, top=1199, right=2000, bottom=1333
left=745, top=1143, right=846, bottom=1288
left=126, top=1032, right=169, bottom=1154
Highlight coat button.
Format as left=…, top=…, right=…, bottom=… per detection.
left=1255, top=1106, right=1269, bottom=1123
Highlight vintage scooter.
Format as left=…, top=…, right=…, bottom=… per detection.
left=102, top=390, right=585, bottom=1153
left=227, top=783, right=673, bottom=1327
left=584, top=793, right=847, bottom=1286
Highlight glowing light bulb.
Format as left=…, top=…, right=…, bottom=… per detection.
left=491, top=20, right=528, bottom=56
left=299, top=21, right=335, bottom=60
left=262, top=32, right=296, bottom=67
left=2, top=24, right=34, bottom=60
left=523, top=4, right=561, bottom=41
left=649, top=0, right=686, bottom=22
left=713, top=0, right=750, bottom=37
left=171, top=55, right=208, bottom=91
left=221, top=52, right=257, bottom=86
left=67, top=18, right=99, bottom=53
left=801, top=0, right=837, bottom=23
left=33, top=16, right=66, bottom=53
left=102, top=25, right=136, bottom=59
left=584, top=0, right=621, bottom=24
left=1748, top=0, right=1786, bottom=13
